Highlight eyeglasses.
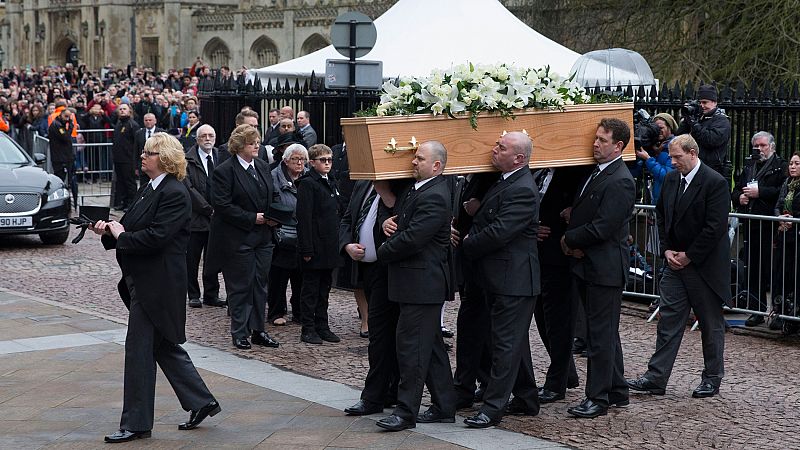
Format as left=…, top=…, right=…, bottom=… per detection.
left=313, top=157, right=333, bottom=164
left=198, top=134, right=215, bottom=139
left=289, top=157, right=307, bottom=163
left=142, top=151, right=160, bottom=157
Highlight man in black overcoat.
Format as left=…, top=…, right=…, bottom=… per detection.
left=112, top=104, right=140, bottom=210
left=183, top=124, right=224, bottom=308
left=628, top=134, right=731, bottom=399
left=561, top=118, right=636, bottom=418
left=374, top=141, right=456, bottom=431
left=461, top=132, right=541, bottom=428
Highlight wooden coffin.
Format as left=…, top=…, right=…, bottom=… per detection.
left=341, top=102, right=635, bottom=180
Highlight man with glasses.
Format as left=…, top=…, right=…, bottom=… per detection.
left=296, top=144, right=342, bottom=345
left=184, top=124, right=226, bottom=309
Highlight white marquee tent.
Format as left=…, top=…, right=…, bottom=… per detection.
left=251, top=0, right=581, bottom=84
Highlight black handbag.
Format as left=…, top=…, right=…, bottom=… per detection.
left=275, top=224, right=298, bottom=250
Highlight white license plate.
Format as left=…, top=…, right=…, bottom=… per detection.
left=0, top=217, right=32, bottom=227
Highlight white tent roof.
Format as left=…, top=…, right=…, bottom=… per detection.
left=251, top=0, right=580, bottom=84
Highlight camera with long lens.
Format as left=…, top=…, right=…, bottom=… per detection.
left=681, top=100, right=701, bottom=119
left=633, top=109, right=661, bottom=153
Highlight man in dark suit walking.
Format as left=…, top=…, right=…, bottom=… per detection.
left=561, top=118, right=635, bottom=418
left=112, top=104, right=140, bottom=210
left=134, top=113, right=165, bottom=188
left=627, top=134, right=730, bottom=399
left=184, top=124, right=225, bottom=309
left=375, top=141, right=456, bottom=431
left=461, top=131, right=541, bottom=428
left=92, top=133, right=219, bottom=443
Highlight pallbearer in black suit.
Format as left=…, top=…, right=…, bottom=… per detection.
left=91, top=133, right=219, bottom=443
left=375, top=141, right=456, bottom=431
left=627, top=134, right=730, bottom=399
left=207, top=124, right=280, bottom=350
left=561, top=118, right=635, bottom=418
left=341, top=180, right=400, bottom=416
left=462, top=132, right=541, bottom=428
left=533, top=166, right=589, bottom=403
left=184, top=124, right=225, bottom=308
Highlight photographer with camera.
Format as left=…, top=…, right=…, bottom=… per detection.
left=676, top=85, right=732, bottom=180
left=731, top=131, right=788, bottom=327
left=631, top=112, right=677, bottom=204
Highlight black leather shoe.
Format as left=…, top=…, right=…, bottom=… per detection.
left=504, top=399, right=539, bottom=416
left=691, top=381, right=719, bottom=398
left=104, top=429, right=151, bottom=443
left=317, top=329, right=341, bottom=343
left=464, top=412, right=500, bottom=428
left=178, top=400, right=221, bottom=430
left=745, top=314, right=765, bottom=327
left=359, top=330, right=369, bottom=338
left=203, top=297, right=227, bottom=307
left=627, top=376, right=666, bottom=395
left=538, top=388, right=565, bottom=404
left=344, top=399, right=383, bottom=416
left=188, top=298, right=202, bottom=308
left=252, top=331, right=279, bottom=348
left=417, top=408, right=455, bottom=423
left=567, top=398, right=607, bottom=418
left=376, top=414, right=415, bottom=431
left=572, top=339, right=587, bottom=355
left=441, top=327, right=454, bottom=338
left=301, top=331, right=323, bottom=344
left=232, top=336, right=251, bottom=349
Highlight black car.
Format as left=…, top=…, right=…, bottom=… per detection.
left=0, top=133, right=71, bottom=244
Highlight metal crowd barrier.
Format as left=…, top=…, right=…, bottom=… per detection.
left=624, top=204, right=800, bottom=329
left=74, top=129, right=114, bottom=206
left=32, top=130, right=114, bottom=207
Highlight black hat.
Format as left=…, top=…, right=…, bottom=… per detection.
left=270, top=133, right=299, bottom=148
left=266, top=203, right=297, bottom=226
left=697, top=84, right=718, bottom=102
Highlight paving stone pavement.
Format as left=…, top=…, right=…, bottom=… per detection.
left=2, top=229, right=800, bottom=449
left=0, top=290, right=559, bottom=449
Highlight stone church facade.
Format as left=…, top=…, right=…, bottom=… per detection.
left=0, top=0, right=538, bottom=72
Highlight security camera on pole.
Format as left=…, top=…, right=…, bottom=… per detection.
left=327, top=11, right=383, bottom=117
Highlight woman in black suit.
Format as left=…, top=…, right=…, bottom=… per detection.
left=207, top=124, right=280, bottom=350
left=91, top=133, right=219, bottom=443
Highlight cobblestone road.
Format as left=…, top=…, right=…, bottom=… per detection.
left=1, top=228, right=799, bottom=449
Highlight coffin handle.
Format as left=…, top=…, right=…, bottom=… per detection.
left=384, top=136, right=419, bottom=154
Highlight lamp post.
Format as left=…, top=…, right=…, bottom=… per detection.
left=0, top=47, right=5, bottom=70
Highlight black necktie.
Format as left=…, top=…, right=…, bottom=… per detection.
left=580, top=166, right=601, bottom=196
left=678, top=177, right=687, bottom=199
left=246, top=165, right=258, bottom=180
left=146, top=129, right=151, bottom=140
left=354, top=188, right=378, bottom=242
left=206, top=154, right=214, bottom=177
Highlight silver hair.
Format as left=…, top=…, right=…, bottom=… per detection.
left=506, top=131, right=532, bottom=161
left=196, top=124, right=215, bottom=135
left=282, top=143, right=309, bottom=161
left=751, top=131, right=776, bottom=150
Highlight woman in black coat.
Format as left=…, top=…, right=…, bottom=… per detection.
left=772, top=152, right=800, bottom=333
left=207, top=124, right=280, bottom=350
left=296, top=144, right=342, bottom=344
left=91, top=133, right=219, bottom=443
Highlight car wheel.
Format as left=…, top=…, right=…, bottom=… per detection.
left=39, top=228, right=70, bottom=245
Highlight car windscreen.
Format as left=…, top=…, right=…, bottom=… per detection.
left=0, top=137, right=31, bottom=165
